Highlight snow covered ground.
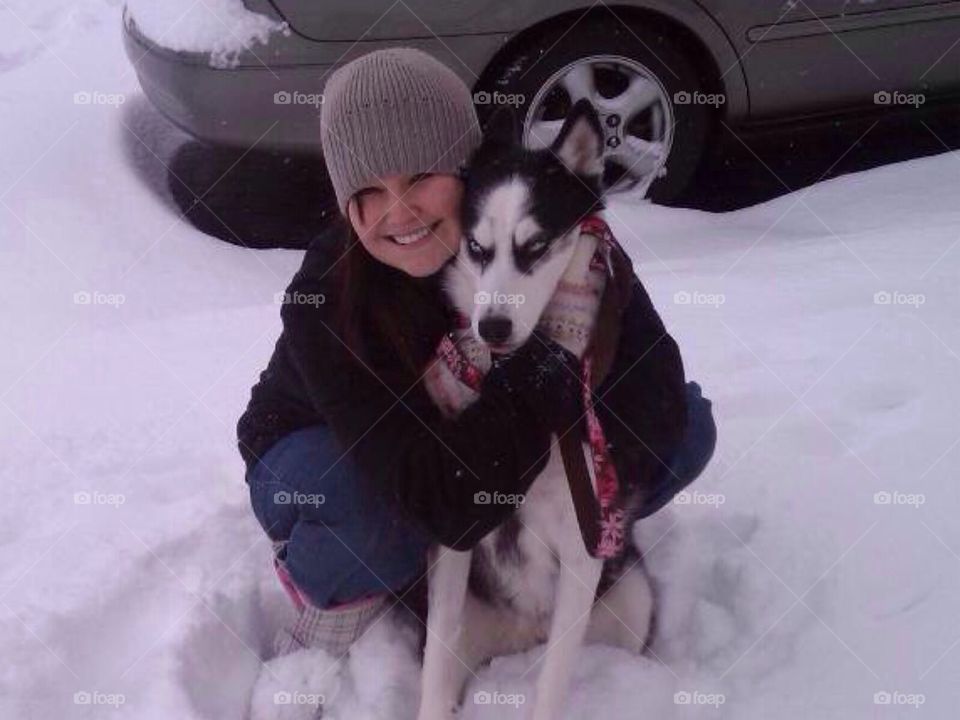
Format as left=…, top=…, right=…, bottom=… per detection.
left=3, top=1, right=960, bottom=718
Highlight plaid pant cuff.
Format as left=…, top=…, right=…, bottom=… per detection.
left=274, top=589, right=391, bottom=658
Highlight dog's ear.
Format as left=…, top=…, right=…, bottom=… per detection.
left=551, top=99, right=604, bottom=179
left=478, top=104, right=521, bottom=155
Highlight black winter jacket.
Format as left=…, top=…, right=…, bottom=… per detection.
left=237, top=222, right=687, bottom=550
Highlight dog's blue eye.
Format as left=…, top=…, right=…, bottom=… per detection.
left=465, top=235, right=493, bottom=268
left=522, top=238, right=549, bottom=258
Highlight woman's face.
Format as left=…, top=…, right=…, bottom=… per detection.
left=346, top=173, right=463, bottom=277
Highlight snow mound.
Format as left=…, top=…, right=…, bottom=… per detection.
left=6, top=0, right=960, bottom=717
left=125, top=0, right=290, bottom=68
left=250, top=648, right=343, bottom=720
left=248, top=609, right=423, bottom=720
left=245, top=604, right=681, bottom=720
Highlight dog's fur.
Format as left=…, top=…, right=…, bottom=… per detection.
left=414, top=101, right=655, bottom=720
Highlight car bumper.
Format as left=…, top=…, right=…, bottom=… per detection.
left=122, top=10, right=336, bottom=151
left=122, top=9, right=505, bottom=152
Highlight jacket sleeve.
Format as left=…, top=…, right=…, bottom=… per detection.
left=279, top=247, right=582, bottom=551
left=593, top=271, right=687, bottom=499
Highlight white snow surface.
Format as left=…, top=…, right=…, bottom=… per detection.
left=125, top=0, right=289, bottom=68
left=3, top=1, right=960, bottom=718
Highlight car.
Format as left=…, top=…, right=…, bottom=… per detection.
left=123, top=0, right=960, bottom=203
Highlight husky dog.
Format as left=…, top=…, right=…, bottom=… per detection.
left=416, top=101, right=655, bottom=720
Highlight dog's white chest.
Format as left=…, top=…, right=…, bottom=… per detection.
left=477, top=439, right=594, bottom=629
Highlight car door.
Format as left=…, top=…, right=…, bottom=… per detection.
left=269, top=0, right=515, bottom=41
left=829, top=0, right=960, bottom=105
left=701, top=0, right=960, bottom=120
left=699, top=0, right=853, bottom=120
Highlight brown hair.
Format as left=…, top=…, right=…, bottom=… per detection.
left=332, top=218, right=452, bottom=381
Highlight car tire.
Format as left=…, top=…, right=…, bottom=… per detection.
left=475, top=15, right=714, bottom=203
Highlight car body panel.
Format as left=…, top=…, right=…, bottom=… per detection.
left=124, top=0, right=747, bottom=149
left=124, top=0, right=960, bottom=152
left=265, top=0, right=749, bottom=116
left=124, top=8, right=509, bottom=150
left=700, top=0, right=960, bottom=120
left=270, top=0, right=515, bottom=39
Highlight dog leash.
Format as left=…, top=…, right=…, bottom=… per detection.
left=438, top=215, right=635, bottom=559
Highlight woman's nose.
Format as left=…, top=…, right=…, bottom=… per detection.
left=383, top=202, right=420, bottom=227
left=382, top=179, right=424, bottom=221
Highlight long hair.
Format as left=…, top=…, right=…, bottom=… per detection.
left=331, top=216, right=452, bottom=382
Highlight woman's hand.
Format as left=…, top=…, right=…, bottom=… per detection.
left=488, top=331, right=585, bottom=435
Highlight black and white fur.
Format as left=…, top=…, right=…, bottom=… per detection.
left=416, top=101, right=655, bottom=720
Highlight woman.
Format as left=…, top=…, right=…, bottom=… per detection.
left=237, top=47, right=716, bottom=660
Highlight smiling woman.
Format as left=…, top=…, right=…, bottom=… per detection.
left=237, top=48, right=710, bottom=706
left=238, top=48, right=593, bottom=666
left=345, top=173, right=463, bottom=277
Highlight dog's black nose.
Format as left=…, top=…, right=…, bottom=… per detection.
left=478, top=315, right=513, bottom=345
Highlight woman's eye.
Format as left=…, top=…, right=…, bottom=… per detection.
left=467, top=238, right=482, bottom=254
left=352, top=187, right=381, bottom=208
left=411, top=172, right=434, bottom=184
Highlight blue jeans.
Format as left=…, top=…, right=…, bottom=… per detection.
left=636, top=381, right=717, bottom=519
left=247, top=381, right=716, bottom=608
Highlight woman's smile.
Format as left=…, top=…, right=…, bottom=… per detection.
left=385, top=220, right=441, bottom=246
left=348, top=173, right=464, bottom=277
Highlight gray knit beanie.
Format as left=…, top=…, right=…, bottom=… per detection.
left=320, top=47, right=482, bottom=217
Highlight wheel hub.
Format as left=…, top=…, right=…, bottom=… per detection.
left=603, top=111, right=623, bottom=148
left=522, top=55, right=675, bottom=199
